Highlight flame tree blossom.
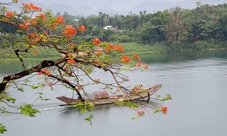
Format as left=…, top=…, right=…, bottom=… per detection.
left=0, top=2, right=171, bottom=133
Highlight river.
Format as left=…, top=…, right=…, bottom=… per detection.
left=0, top=50, right=227, bottom=136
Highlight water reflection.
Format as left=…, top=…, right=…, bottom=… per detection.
left=140, top=50, right=227, bottom=64
left=59, top=104, right=114, bottom=115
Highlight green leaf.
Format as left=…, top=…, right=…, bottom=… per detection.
left=72, top=102, right=95, bottom=113
left=114, top=101, right=124, bottom=106
left=43, top=98, right=51, bottom=101
left=161, top=94, right=172, bottom=101
left=154, top=109, right=160, bottom=114
left=128, top=102, right=139, bottom=109
left=132, top=116, right=139, bottom=120
left=85, top=114, right=93, bottom=125
left=31, top=85, right=39, bottom=89
left=0, top=123, right=7, bottom=134
left=20, top=104, right=39, bottom=117
left=114, top=101, right=138, bottom=109
left=3, top=96, right=16, bottom=103
left=12, top=0, right=18, bottom=3
left=80, top=108, right=87, bottom=114
left=18, top=87, right=24, bottom=92
left=24, top=79, right=30, bottom=85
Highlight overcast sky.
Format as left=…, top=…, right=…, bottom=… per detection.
left=24, top=0, right=226, bottom=10
left=10, top=0, right=227, bottom=16
left=29, top=0, right=157, bottom=10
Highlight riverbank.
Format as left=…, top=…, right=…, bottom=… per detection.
left=1, top=42, right=227, bottom=62
left=120, top=41, right=227, bottom=55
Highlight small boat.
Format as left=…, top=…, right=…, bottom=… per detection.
left=56, top=84, right=162, bottom=106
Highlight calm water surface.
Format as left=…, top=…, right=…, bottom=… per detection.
left=0, top=50, right=227, bottom=136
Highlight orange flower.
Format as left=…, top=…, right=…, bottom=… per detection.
left=29, top=18, right=37, bottom=25
left=114, top=44, right=124, bottom=52
left=30, top=3, right=42, bottom=11
left=137, top=110, right=145, bottom=116
left=42, top=69, right=51, bottom=76
left=132, top=54, right=140, bottom=60
left=5, top=11, right=14, bottom=18
left=33, top=49, right=38, bottom=54
left=28, top=32, right=36, bottom=38
left=77, top=25, right=86, bottom=32
left=67, top=58, right=76, bottom=65
left=28, top=32, right=40, bottom=44
left=121, top=55, right=130, bottom=64
left=104, top=47, right=110, bottom=53
left=38, top=69, right=51, bottom=76
left=109, top=44, right=114, bottom=49
left=63, top=25, right=76, bottom=38
left=22, top=3, right=31, bottom=10
left=19, top=23, right=29, bottom=30
left=55, top=16, right=65, bottom=24
left=95, top=51, right=102, bottom=56
left=22, top=3, right=42, bottom=11
left=50, top=23, right=57, bottom=29
left=144, top=64, right=149, bottom=69
left=137, top=62, right=141, bottom=67
left=93, top=38, right=101, bottom=45
left=38, top=71, right=42, bottom=76
left=36, top=13, right=46, bottom=19
left=161, top=106, right=168, bottom=115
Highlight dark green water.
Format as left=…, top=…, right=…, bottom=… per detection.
left=1, top=50, right=227, bottom=136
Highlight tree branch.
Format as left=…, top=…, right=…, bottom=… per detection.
left=0, top=59, right=65, bottom=93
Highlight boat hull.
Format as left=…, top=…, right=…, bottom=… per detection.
left=56, top=84, right=162, bottom=106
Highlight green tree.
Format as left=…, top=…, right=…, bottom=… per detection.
left=0, top=1, right=170, bottom=133
left=218, top=11, right=227, bottom=40
left=122, top=14, right=140, bottom=30
left=165, top=7, right=194, bottom=42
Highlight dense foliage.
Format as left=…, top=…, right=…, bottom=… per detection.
left=80, top=3, right=227, bottom=52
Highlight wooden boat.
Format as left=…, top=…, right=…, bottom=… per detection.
left=56, top=84, right=162, bottom=106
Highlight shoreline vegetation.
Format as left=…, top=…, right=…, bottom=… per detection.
left=0, top=42, right=226, bottom=62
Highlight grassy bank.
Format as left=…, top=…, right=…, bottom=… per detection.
left=119, top=40, right=227, bottom=55
left=0, top=46, right=60, bottom=61
left=1, top=41, right=227, bottom=62
left=119, top=42, right=171, bottom=55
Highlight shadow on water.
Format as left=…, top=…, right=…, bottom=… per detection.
left=59, top=104, right=119, bottom=115
left=59, top=99, right=162, bottom=116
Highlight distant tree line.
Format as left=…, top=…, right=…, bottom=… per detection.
left=1, top=2, right=227, bottom=51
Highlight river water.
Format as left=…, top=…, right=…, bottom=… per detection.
left=0, top=50, right=227, bottom=136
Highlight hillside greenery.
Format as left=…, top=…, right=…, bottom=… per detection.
left=1, top=2, right=227, bottom=56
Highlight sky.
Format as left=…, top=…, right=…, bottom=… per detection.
left=27, top=0, right=178, bottom=8
left=9, top=0, right=227, bottom=16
